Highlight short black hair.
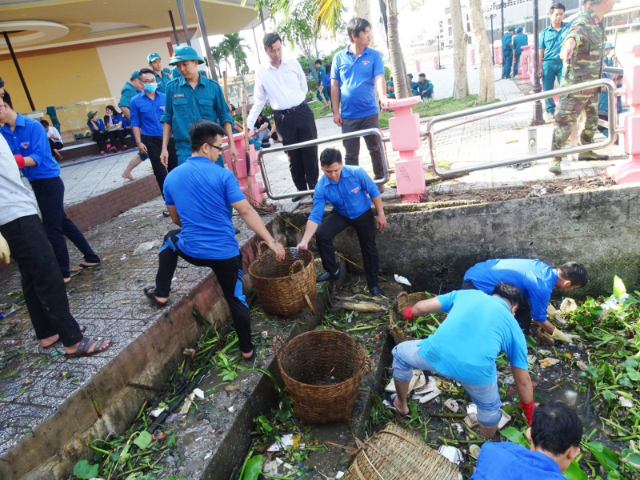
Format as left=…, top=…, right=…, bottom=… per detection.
left=492, top=282, right=525, bottom=310
left=549, top=2, right=566, bottom=13
left=326, top=62, right=332, bottom=71
left=419, top=73, right=426, bottom=78
left=531, top=401, right=583, bottom=455
left=105, top=104, right=121, bottom=115
left=139, top=67, right=155, bottom=77
left=347, top=18, right=371, bottom=42
left=189, top=119, right=226, bottom=152
left=40, top=119, right=50, bottom=127
left=320, top=148, right=343, bottom=167
left=557, top=262, right=588, bottom=288
left=315, top=59, right=322, bottom=65
left=263, top=33, right=282, bottom=50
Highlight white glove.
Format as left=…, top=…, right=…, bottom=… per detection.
left=547, top=304, right=557, bottom=317
left=551, top=327, right=580, bottom=344
left=0, top=233, right=10, bottom=264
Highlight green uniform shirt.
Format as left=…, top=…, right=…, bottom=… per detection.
left=154, top=68, right=172, bottom=94
left=539, top=22, right=569, bottom=62
left=118, top=82, right=141, bottom=109
left=161, top=74, right=234, bottom=152
left=561, top=8, right=605, bottom=86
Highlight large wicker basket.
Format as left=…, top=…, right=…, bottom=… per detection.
left=344, top=423, right=459, bottom=480
left=248, top=242, right=316, bottom=318
left=388, top=291, right=434, bottom=344
left=272, top=331, right=370, bottom=424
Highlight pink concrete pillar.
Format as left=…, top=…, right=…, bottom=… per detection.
left=222, top=132, right=266, bottom=206
left=433, top=56, right=439, bottom=70
left=494, top=47, right=503, bottom=66
left=471, top=49, right=476, bottom=65
left=519, top=45, right=532, bottom=83
left=416, top=60, right=421, bottom=72
left=385, top=97, right=425, bottom=203
left=608, top=44, right=640, bottom=184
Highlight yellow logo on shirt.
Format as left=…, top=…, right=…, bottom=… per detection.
left=351, top=187, right=359, bottom=194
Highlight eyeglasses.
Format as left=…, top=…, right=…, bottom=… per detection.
left=141, top=80, right=157, bottom=85
left=208, top=143, right=223, bottom=152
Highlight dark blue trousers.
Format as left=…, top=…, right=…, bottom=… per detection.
left=30, top=176, right=100, bottom=278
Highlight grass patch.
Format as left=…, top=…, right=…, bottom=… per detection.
left=379, top=94, right=499, bottom=128
left=308, top=99, right=331, bottom=119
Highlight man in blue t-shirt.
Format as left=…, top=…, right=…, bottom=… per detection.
left=512, top=27, right=529, bottom=78
left=463, top=259, right=587, bottom=343
left=472, top=401, right=583, bottom=479
left=1, top=101, right=100, bottom=284
left=297, top=148, right=387, bottom=297
left=501, top=27, right=515, bottom=79
left=144, top=120, right=285, bottom=361
left=539, top=3, right=570, bottom=119
left=391, top=283, right=534, bottom=439
left=331, top=17, right=389, bottom=192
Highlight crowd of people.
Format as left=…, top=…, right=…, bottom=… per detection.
left=0, top=3, right=615, bottom=475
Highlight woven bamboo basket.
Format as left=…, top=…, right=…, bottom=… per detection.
left=388, top=291, right=435, bottom=344
left=343, top=423, right=459, bottom=480
left=248, top=241, right=316, bottom=318
left=272, top=331, right=370, bottom=424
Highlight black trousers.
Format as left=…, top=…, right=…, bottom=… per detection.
left=142, top=135, right=178, bottom=199
left=107, top=128, right=126, bottom=148
left=30, top=176, right=100, bottom=278
left=48, top=139, right=63, bottom=154
left=92, top=131, right=108, bottom=152
left=315, top=209, right=379, bottom=289
left=155, top=230, right=253, bottom=354
left=461, top=280, right=532, bottom=334
left=0, top=215, right=83, bottom=346
left=341, top=113, right=385, bottom=180
left=273, top=103, right=319, bottom=191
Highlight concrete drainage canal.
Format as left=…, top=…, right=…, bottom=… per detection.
left=10, top=184, right=640, bottom=480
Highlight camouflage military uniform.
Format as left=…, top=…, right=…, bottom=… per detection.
left=550, top=2, right=607, bottom=173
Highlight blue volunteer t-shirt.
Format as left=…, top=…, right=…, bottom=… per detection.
left=539, top=22, right=569, bottom=62
left=130, top=91, right=166, bottom=137
left=331, top=45, right=385, bottom=119
left=308, top=165, right=381, bottom=224
left=464, top=259, right=557, bottom=323
left=163, top=156, right=246, bottom=260
left=471, top=442, right=565, bottom=480
left=418, top=290, right=528, bottom=386
left=1, top=114, right=61, bottom=182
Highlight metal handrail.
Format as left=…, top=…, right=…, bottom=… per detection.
left=426, top=78, right=618, bottom=177
left=257, top=128, right=390, bottom=200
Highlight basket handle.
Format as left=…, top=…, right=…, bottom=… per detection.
left=289, top=259, right=304, bottom=276
left=256, top=241, right=271, bottom=260
left=304, top=294, right=316, bottom=315
left=272, top=335, right=285, bottom=362
left=395, top=291, right=409, bottom=303
left=362, top=355, right=372, bottom=374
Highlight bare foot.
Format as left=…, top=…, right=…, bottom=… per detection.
left=39, top=326, right=85, bottom=347
left=122, top=172, right=136, bottom=181
left=242, top=350, right=254, bottom=360
left=63, top=277, right=71, bottom=283
left=393, top=395, right=410, bottom=416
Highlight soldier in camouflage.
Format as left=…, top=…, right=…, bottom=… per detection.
left=548, top=0, right=616, bottom=174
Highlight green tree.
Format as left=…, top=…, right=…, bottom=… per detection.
left=210, top=44, right=226, bottom=78
left=220, top=33, right=252, bottom=78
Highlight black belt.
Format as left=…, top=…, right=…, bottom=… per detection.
left=275, top=101, right=306, bottom=115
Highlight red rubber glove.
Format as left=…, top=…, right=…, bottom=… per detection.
left=518, top=400, right=534, bottom=425
left=404, top=306, right=415, bottom=320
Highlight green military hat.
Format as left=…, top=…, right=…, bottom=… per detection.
left=147, top=52, right=161, bottom=63
left=587, top=0, right=602, bottom=3
left=604, top=42, right=614, bottom=49
left=169, top=45, right=204, bottom=65
left=516, top=26, right=524, bottom=32
left=130, top=70, right=140, bottom=80
left=87, top=110, right=97, bottom=120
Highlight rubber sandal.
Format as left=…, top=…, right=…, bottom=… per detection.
left=73, top=263, right=101, bottom=272
left=383, top=393, right=410, bottom=418
left=144, top=286, right=168, bottom=307
left=42, top=326, right=85, bottom=349
left=241, top=350, right=256, bottom=362
left=162, top=210, right=171, bottom=218
left=64, top=336, right=111, bottom=358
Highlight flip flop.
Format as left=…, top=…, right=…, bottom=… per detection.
left=41, top=326, right=86, bottom=349
left=71, top=263, right=101, bottom=272
left=383, top=393, right=410, bottom=418
left=64, top=336, right=111, bottom=358
left=144, top=286, right=168, bottom=307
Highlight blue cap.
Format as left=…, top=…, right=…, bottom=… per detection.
left=604, top=42, right=614, bottom=49
left=517, top=26, right=523, bottom=32
left=508, top=27, right=515, bottom=32
left=130, top=70, right=140, bottom=80
left=386, top=80, right=394, bottom=86
left=407, top=73, right=413, bottom=78
left=169, top=45, right=204, bottom=65
left=147, top=52, right=161, bottom=63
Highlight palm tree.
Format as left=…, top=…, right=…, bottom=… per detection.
left=468, top=0, right=495, bottom=103
left=210, top=44, right=225, bottom=78
left=450, top=0, right=469, bottom=99
left=220, top=33, right=251, bottom=78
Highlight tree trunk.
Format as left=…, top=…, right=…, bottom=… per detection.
left=468, top=0, right=495, bottom=103
left=355, top=0, right=371, bottom=31
left=386, top=0, right=409, bottom=98
left=450, top=0, right=469, bottom=99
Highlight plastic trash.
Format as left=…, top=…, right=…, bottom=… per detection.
left=438, top=445, right=463, bottom=465
left=133, top=240, right=160, bottom=256
left=444, top=398, right=459, bottom=413
left=386, top=369, right=425, bottom=393
left=394, top=274, right=411, bottom=286
left=469, top=444, right=481, bottom=460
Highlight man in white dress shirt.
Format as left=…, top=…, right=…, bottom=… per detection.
left=248, top=33, right=319, bottom=200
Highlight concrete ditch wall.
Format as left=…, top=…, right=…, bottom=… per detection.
left=284, top=185, right=640, bottom=298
